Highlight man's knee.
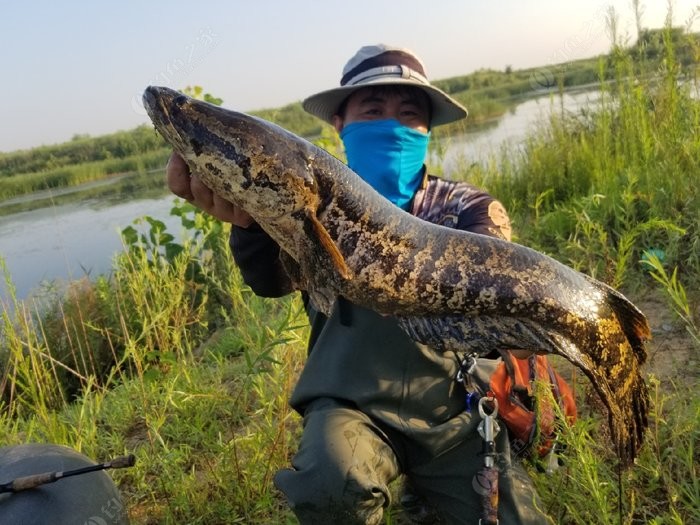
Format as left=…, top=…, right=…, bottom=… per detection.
left=274, top=463, right=387, bottom=524
left=274, top=400, right=400, bottom=524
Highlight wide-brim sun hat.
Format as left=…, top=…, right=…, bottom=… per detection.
left=303, top=44, right=468, bottom=128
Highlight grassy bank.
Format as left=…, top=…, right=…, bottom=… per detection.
left=456, top=47, right=700, bottom=289
left=0, top=169, right=173, bottom=218
left=1, top=204, right=308, bottom=523
left=1, top=25, right=699, bottom=525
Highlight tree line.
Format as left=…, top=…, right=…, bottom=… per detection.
left=0, top=125, right=168, bottom=178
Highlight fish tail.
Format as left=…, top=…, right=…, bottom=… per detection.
left=593, top=281, right=651, bottom=463
left=615, top=370, right=650, bottom=465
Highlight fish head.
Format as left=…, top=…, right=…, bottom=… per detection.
left=142, top=86, right=321, bottom=221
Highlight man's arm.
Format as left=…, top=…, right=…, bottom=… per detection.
left=229, top=224, right=294, bottom=297
left=456, top=196, right=512, bottom=242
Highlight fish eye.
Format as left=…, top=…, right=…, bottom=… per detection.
left=174, top=95, right=188, bottom=107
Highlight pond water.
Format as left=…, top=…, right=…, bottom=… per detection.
left=438, top=87, right=601, bottom=175
left=0, top=89, right=600, bottom=303
left=0, top=173, right=181, bottom=303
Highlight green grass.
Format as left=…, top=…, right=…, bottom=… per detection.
left=0, top=125, right=168, bottom=177
left=528, top=376, right=699, bottom=524
left=1, top=21, right=699, bottom=525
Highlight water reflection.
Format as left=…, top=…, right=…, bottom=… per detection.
left=436, top=88, right=602, bottom=176
left=0, top=170, right=169, bottom=216
left=0, top=172, right=181, bottom=301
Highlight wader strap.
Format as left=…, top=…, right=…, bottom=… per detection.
left=458, top=357, right=501, bottom=525
left=476, top=396, right=500, bottom=524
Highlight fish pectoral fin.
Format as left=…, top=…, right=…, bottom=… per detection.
left=279, top=244, right=336, bottom=316
left=305, top=209, right=352, bottom=280
left=278, top=250, right=306, bottom=290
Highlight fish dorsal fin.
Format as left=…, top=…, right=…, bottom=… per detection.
left=586, top=275, right=651, bottom=363
left=606, top=285, right=651, bottom=362
left=306, top=209, right=351, bottom=280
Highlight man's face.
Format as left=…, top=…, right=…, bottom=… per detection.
left=332, top=86, right=431, bottom=133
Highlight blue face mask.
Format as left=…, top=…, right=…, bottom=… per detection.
left=340, top=119, right=430, bottom=210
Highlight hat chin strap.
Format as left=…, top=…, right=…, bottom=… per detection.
left=344, top=65, right=429, bottom=86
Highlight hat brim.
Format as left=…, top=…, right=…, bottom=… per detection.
left=302, top=77, right=467, bottom=128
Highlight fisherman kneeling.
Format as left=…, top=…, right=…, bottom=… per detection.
left=167, top=44, right=547, bottom=525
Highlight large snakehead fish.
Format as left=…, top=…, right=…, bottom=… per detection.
left=143, top=86, right=650, bottom=465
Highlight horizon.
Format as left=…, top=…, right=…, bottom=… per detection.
left=2, top=0, right=698, bottom=153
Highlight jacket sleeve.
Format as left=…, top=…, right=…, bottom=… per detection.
left=456, top=196, right=512, bottom=241
left=229, top=223, right=294, bottom=297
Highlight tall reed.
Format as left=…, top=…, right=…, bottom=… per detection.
left=455, top=24, right=700, bottom=288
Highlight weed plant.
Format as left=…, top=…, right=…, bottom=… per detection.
left=1, top=203, right=307, bottom=523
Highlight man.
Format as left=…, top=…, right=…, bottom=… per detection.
left=167, top=44, right=547, bottom=524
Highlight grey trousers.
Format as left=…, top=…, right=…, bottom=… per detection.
left=274, top=398, right=548, bottom=525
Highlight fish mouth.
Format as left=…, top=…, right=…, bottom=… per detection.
left=142, top=86, right=188, bottom=149
left=142, top=86, right=171, bottom=126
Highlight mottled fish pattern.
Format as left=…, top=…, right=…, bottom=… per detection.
left=143, top=86, right=650, bottom=465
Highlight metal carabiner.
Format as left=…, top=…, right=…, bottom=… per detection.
left=477, top=395, right=499, bottom=420
left=455, top=352, right=478, bottom=385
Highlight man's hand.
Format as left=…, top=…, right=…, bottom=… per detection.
left=166, top=152, right=255, bottom=227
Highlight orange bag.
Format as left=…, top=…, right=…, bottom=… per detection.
left=487, top=353, right=577, bottom=458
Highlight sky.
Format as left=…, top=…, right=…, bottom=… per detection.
left=1, top=0, right=698, bottom=153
